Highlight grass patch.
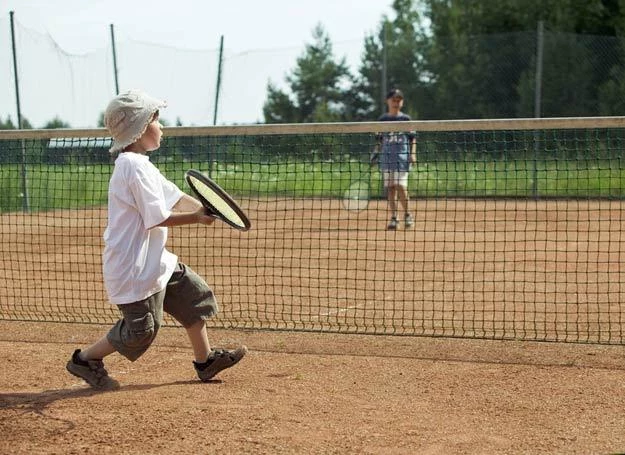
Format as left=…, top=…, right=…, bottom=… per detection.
left=2, top=158, right=625, bottom=213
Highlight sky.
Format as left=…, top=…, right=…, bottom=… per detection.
left=0, top=0, right=395, bottom=127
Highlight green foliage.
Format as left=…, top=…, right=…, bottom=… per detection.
left=3, top=154, right=625, bottom=214
left=0, top=116, right=17, bottom=130
left=3, top=126, right=625, bottom=213
left=1, top=116, right=34, bottom=129
left=263, top=82, right=297, bottom=123
left=405, top=0, right=625, bottom=119
left=351, top=0, right=429, bottom=120
left=0, top=164, right=110, bottom=212
left=19, top=117, right=33, bottom=129
left=263, top=0, right=625, bottom=122
left=0, top=165, right=24, bottom=211
left=43, top=116, right=71, bottom=129
left=263, top=24, right=354, bottom=123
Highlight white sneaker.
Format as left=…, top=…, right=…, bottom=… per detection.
left=387, top=217, right=398, bottom=230
left=405, top=213, right=414, bottom=228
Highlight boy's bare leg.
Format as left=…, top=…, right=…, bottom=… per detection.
left=67, top=334, right=119, bottom=389
left=397, top=186, right=410, bottom=214
left=387, top=186, right=397, bottom=216
left=80, top=335, right=116, bottom=360
left=189, top=320, right=247, bottom=381
left=186, top=320, right=211, bottom=362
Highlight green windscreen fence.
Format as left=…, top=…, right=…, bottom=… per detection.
left=1, top=117, right=625, bottom=344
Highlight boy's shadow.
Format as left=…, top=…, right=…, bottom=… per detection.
left=0, top=379, right=221, bottom=413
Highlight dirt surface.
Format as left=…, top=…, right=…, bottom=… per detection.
left=1, top=321, right=625, bottom=454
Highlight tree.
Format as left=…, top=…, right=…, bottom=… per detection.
left=350, top=0, right=429, bottom=120
left=0, top=116, right=17, bottom=130
left=422, top=0, right=625, bottom=118
left=0, top=115, right=33, bottom=129
left=263, top=82, right=297, bottom=123
left=263, top=24, right=353, bottom=123
left=42, top=116, right=71, bottom=129
left=598, top=54, right=625, bottom=115
left=259, top=1, right=625, bottom=122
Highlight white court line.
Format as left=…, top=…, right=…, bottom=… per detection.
left=311, top=304, right=363, bottom=319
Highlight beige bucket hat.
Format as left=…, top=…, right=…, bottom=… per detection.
left=104, top=89, right=167, bottom=154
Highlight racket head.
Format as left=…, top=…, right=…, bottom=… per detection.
left=185, top=169, right=251, bottom=231
left=342, top=180, right=370, bottom=211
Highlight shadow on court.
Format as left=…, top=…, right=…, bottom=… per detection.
left=0, top=379, right=216, bottom=412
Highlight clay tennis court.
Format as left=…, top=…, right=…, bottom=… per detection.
left=1, top=198, right=625, bottom=454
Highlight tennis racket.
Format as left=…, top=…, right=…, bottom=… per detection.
left=342, top=151, right=378, bottom=212
left=343, top=180, right=371, bottom=211
left=185, top=169, right=251, bottom=231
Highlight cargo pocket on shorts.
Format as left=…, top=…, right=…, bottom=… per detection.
left=122, top=311, right=156, bottom=348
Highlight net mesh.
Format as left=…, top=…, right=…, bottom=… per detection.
left=1, top=118, right=625, bottom=343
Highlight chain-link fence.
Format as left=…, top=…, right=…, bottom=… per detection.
left=2, top=18, right=625, bottom=128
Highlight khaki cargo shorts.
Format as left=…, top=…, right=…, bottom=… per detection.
left=107, top=262, right=218, bottom=361
left=382, top=170, right=409, bottom=188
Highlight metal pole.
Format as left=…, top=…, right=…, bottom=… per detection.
left=532, top=20, right=544, bottom=199
left=534, top=20, right=544, bottom=119
left=208, top=36, right=224, bottom=179
left=10, top=11, right=29, bottom=212
left=381, top=22, right=388, bottom=114
left=212, top=35, right=224, bottom=126
left=110, top=24, right=120, bottom=94
left=9, top=12, right=22, bottom=129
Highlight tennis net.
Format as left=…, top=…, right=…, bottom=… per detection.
left=1, top=117, right=625, bottom=344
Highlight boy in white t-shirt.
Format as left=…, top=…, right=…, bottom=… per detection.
left=66, top=90, right=246, bottom=389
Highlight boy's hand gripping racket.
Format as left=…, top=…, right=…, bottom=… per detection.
left=185, top=169, right=251, bottom=231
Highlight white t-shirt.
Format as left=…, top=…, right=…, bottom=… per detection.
left=102, top=152, right=184, bottom=304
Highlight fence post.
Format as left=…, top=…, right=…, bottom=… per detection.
left=381, top=21, right=388, bottom=114
left=212, top=35, right=224, bottom=126
left=209, top=35, right=224, bottom=179
left=532, top=20, right=544, bottom=199
left=110, top=24, right=120, bottom=95
left=10, top=11, right=30, bottom=213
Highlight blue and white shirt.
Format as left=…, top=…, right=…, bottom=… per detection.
left=377, top=112, right=416, bottom=172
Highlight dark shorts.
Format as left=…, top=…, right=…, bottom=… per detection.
left=106, top=262, right=218, bottom=361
